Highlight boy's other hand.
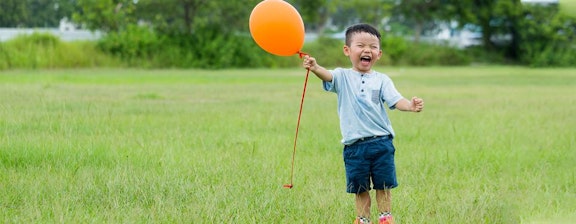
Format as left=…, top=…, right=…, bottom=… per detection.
left=411, top=97, right=424, bottom=112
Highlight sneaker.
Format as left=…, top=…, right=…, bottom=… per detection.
left=354, top=217, right=372, bottom=224
left=378, top=214, right=394, bottom=224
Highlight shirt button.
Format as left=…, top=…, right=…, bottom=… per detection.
left=362, top=81, right=365, bottom=84
left=361, top=89, right=364, bottom=92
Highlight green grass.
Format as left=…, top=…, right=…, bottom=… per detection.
left=0, top=67, right=575, bottom=223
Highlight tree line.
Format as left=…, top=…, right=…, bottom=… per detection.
left=1, top=0, right=574, bottom=67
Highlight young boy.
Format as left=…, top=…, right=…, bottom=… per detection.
left=302, top=23, right=424, bottom=224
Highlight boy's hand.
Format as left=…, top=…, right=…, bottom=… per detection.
left=411, top=97, right=424, bottom=112
left=302, top=55, right=319, bottom=71
left=301, top=55, right=333, bottom=82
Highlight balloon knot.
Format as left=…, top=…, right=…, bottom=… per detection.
left=298, top=51, right=308, bottom=59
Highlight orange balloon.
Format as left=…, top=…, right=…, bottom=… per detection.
left=249, top=0, right=305, bottom=56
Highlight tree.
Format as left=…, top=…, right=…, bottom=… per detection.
left=447, top=0, right=574, bottom=65
left=26, top=0, right=79, bottom=27
left=394, top=0, right=452, bottom=42
left=517, top=4, right=576, bottom=66
left=0, top=0, right=28, bottom=27
left=340, top=0, right=395, bottom=29
left=129, top=0, right=209, bottom=34
left=0, top=0, right=79, bottom=28
left=73, top=0, right=137, bottom=32
left=447, top=0, right=522, bottom=50
left=293, top=0, right=396, bottom=34
left=74, top=0, right=260, bottom=34
left=292, top=0, right=336, bottom=33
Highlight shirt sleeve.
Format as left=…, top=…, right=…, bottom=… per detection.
left=381, top=78, right=403, bottom=110
left=323, top=69, right=340, bottom=92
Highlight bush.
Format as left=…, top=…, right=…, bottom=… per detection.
left=463, top=46, right=512, bottom=65
left=517, top=5, right=576, bottom=67
left=527, top=44, right=576, bottom=67
left=294, top=35, right=469, bottom=67
left=97, top=24, right=161, bottom=67
left=302, top=36, right=348, bottom=67
left=12, top=32, right=61, bottom=47
left=381, top=36, right=409, bottom=64
left=0, top=32, right=118, bottom=70
left=4, top=32, right=61, bottom=69
left=0, top=43, right=9, bottom=70
left=0, top=29, right=477, bottom=70
left=402, top=43, right=469, bottom=66
left=96, top=25, right=295, bottom=69
left=379, top=35, right=474, bottom=66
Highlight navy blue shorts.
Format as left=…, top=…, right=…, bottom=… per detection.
left=343, top=135, right=397, bottom=194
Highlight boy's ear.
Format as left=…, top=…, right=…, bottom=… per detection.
left=343, top=45, right=350, bottom=56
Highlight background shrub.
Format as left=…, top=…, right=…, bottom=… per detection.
left=303, top=35, right=469, bottom=67
left=0, top=32, right=118, bottom=70
left=517, top=5, right=576, bottom=67
left=97, top=25, right=161, bottom=67
left=397, top=42, right=471, bottom=66
left=381, top=36, right=409, bottom=64
left=96, top=26, right=298, bottom=69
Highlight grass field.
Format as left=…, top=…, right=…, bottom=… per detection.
left=0, top=67, right=575, bottom=223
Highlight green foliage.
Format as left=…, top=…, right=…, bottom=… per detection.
left=397, top=42, right=471, bottom=66
left=0, top=30, right=473, bottom=70
left=96, top=24, right=160, bottom=66
left=0, top=0, right=27, bottom=27
left=68, top=0, right=573, bottom=68
left=0, top=32, right=119, bottom=70
left=298, top=35, right=469, bottom=68
left=446, top=0, right=523, bottom=50
left=446, top=0, right=575, bottom=67
left=463, top=46, right=511, bottom=65
left=340, top=0, right=395, bottom=26
left=12, top=32, right=61, bottom=46
left=517, top=5, right=576, bottom=67
left=74, top=0, right=137, bottom=32
left=381, top=35, right=470, bottom=66
left=0, top=0, right=79, bottom=27
left=96, top=25, right=290, bottom=69
left=381, top=36, right=409, bottom=64
left=0, top=43, right=8, bottom=70
left=302, top=36, right=350, bottom=67
left=74, top=0, right=261, bottom=34
left=525, top=43, right=576, bottom=67
left=4, top=32, right=63, bottom=69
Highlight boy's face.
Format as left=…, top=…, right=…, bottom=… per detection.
left=343, top=32, right=382, bottom=73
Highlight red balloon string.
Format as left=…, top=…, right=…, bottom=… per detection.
left=285, top=51, right=310, bottom=189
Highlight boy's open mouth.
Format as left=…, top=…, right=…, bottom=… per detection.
left=360, top=56, right=371, bottom=65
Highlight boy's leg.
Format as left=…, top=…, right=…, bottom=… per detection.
left=355, top=191, right=371, bottom=218
left=376, top=189, right=394, bottom=224
left=376, top=189, right=391, bottom=213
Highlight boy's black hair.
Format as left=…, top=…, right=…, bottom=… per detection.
left=344, top=23, right=381, bottom=46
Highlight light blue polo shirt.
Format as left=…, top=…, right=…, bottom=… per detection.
left=323, top=68, right=403, bottom=145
